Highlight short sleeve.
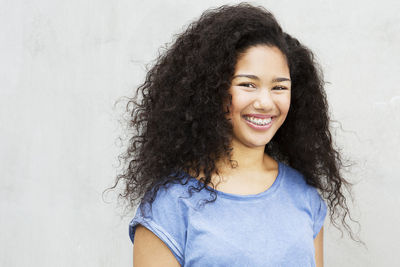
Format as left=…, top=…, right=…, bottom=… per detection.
left=308, top=187, right=328, bottom=239
left=129, top=185, right=188, bottom=265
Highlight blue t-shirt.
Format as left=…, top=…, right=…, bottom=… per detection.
left=129, top=162, right=327, bottom=266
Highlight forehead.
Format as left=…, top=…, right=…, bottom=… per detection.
left=235, top=45, right=290, bottom=77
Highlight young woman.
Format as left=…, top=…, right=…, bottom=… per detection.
left=115, top=3, right=357, bottom=266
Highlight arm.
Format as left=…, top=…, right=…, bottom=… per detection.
left=314, top=226, right=324, bottom=267
left=133, top=225, right=181, bottom=267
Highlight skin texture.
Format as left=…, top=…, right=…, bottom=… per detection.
left=227, top=45, right=291, bottom=150
left=221, top=45, right=290, bottom=182
left=133, top=225, right=180, bottom=267
left=314, top=227, right=324, bottom=267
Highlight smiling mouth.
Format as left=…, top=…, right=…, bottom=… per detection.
left=243, top=115, right=273, bottom=126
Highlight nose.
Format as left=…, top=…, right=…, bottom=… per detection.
left=253, top=88, right=275, bottom=110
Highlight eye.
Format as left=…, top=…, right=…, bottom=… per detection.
left=238, top=82, right=256, bottom=88
left=272, top=86, right=288, bottom=90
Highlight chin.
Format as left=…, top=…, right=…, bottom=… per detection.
left=244, top=139, right=272, bottom=148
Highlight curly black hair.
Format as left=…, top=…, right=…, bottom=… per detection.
left=114, top=3, right=361, bottom=242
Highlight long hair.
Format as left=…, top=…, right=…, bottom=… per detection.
left=113, top=3, right=361, bottom=242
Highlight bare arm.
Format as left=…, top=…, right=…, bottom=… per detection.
left=314, top=226, right=324, bottom=267
left=133, top=225, right=181, bottom=267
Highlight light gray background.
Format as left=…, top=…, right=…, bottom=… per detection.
left=1, top=0, right=399, bottom=266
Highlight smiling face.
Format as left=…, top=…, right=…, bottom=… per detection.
left=226, top=45, right=291, bottom=149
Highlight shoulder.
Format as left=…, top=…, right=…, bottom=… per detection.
left=139, top=172, right=207, bottom=219
left=279, top=162, right=311, bottom=193
left=129, top=174, right=198, bottom=265
left=279, top=162, right=328, bottom=238
left=134, top=225, right=181, bottom=267
left=279, top=162, right=325, bottom=205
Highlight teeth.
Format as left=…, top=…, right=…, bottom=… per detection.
left=244, top=116, right=272, bottom=126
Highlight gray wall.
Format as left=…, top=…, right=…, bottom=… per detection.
left=1, top=0, right=399, bottom=266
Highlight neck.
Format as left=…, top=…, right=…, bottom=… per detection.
left=216, top=139, right=276, bottom=176
left=188, top=140, right=277, bottom=181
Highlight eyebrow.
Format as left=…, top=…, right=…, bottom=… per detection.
left=232, top=74, right=291, bottom=83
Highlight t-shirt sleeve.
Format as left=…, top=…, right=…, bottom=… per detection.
left=129, top=185, right=187, bottom=265
left=308, top=187, right=328, bottom=239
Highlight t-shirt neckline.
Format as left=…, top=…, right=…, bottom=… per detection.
left=183, top=161, right=284, bottom=201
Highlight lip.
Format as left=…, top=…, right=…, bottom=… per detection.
left=243, top=114, right=274, bottom=119
left=242, top=116, right=274, bottom=131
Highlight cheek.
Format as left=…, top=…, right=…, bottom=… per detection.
left=230, top=101, right=241, bottom=114
left=229, top=94, right=247, bottom=114
left=283, top=100, right=291, bottom=114
left=276, top=95, right=291, bottom=115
